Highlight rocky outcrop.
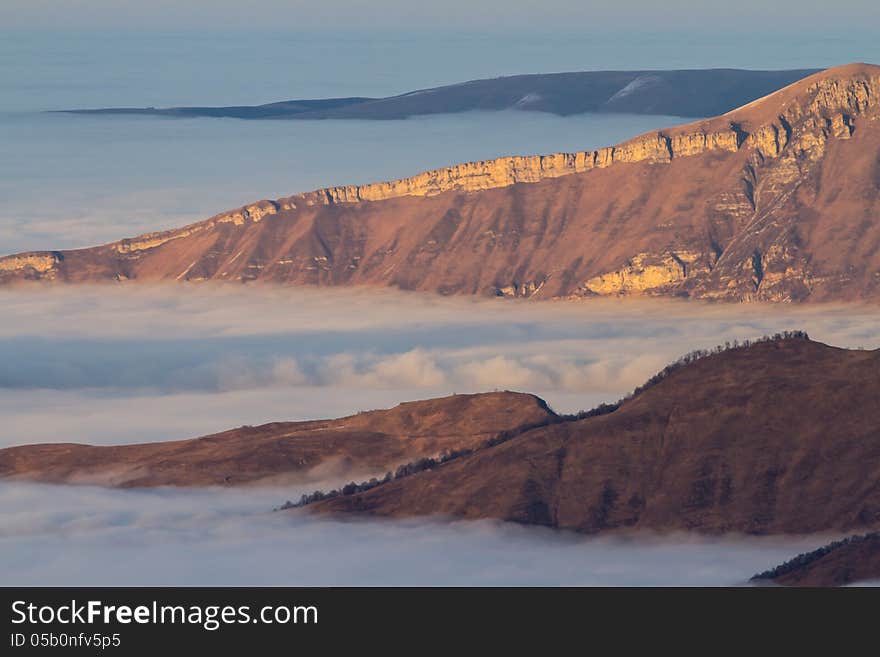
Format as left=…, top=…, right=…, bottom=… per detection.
left=61, top=68, right=820, bottom=120
left=0, top=252, right=62, bottom=276
left=115, top=200, right=282, bottom=255
left=577, top=251, right=706, bottom=296
left=2, top=64, right=879, bottom=303
left=216, top=124, right=744, bottom=214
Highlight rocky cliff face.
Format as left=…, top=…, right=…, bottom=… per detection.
left=2, top=64, right=879, bottom=303
left=297, top=125, right=742, bottom=205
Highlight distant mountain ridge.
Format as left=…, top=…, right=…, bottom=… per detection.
left=4, top=63, right=880, bottom=303
left=59, top=68, right=819, bottom=119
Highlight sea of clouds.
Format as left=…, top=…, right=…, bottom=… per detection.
left=0, top=481, right=841, bottom=586
left=2, top=285, right=878, bottom=585
left=3, top=285, right=880, bottom=448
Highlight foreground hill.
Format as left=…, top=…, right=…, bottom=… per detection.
left=5, top=335, right=878, bottom=538
left=310, top=337, right=880, bottom=535
left=2, top=64, right=878, bottom=302
left=752, top=532, right=880, bottom=586
left=61, top=68, right=817, bottom=119
left=0, top=392, right=554, bottom=487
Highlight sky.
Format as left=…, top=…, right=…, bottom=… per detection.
left=0, top=112, right=683, bottom=253
left=2, top=1, right=879, bottom=31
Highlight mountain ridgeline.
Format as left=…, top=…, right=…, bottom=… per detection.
left=61, top=68, right=818, bottom=120
left=306, top=336, right=880, bottom=536
left=3, top=63, right=880, bottom=303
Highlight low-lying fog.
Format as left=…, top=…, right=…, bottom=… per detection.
left=0, top=481, right=837, bottom=586
left=2, top=286, right=879, bottom=447
left=1, top=286, right=878, bottom=585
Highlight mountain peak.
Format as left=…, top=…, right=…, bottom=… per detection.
left=725, top=61, right=879, bottom=117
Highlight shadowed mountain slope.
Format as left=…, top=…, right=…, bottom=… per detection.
left=60, top=68, right=818, bottom=120
left=311, top=338, right=880, bottom=535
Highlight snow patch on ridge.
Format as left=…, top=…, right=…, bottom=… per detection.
left=607, top=75, right=663, bottom=103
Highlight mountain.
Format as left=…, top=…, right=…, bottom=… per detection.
left=0, top=392, right=553, bottom=487
left=60, top=68, right=818, bottom=120
left=2, top=64, right=879, bottom=302
left=751, top=532, right=880, bottom=586
left=308, top=337, right=880, bottom=535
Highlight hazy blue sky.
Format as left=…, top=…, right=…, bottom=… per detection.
left=3, top=0, right=879, bottom=30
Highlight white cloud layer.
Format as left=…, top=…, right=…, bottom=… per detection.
left=0, top=482, right=839, bottom=586
left=2, top=286, right=878, bottom=448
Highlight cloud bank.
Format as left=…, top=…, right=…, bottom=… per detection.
left=2, top=286, right=878, bottom=448
left=0, top=482, right=838, bottom=586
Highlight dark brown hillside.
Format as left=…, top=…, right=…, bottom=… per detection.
left=0, top=392, right=554, bottom=487
left=751, top=532, right=880, bottom=586
left=2, top=64, right=879, bottom=303
left=312, top=338, right=880, bottom=535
